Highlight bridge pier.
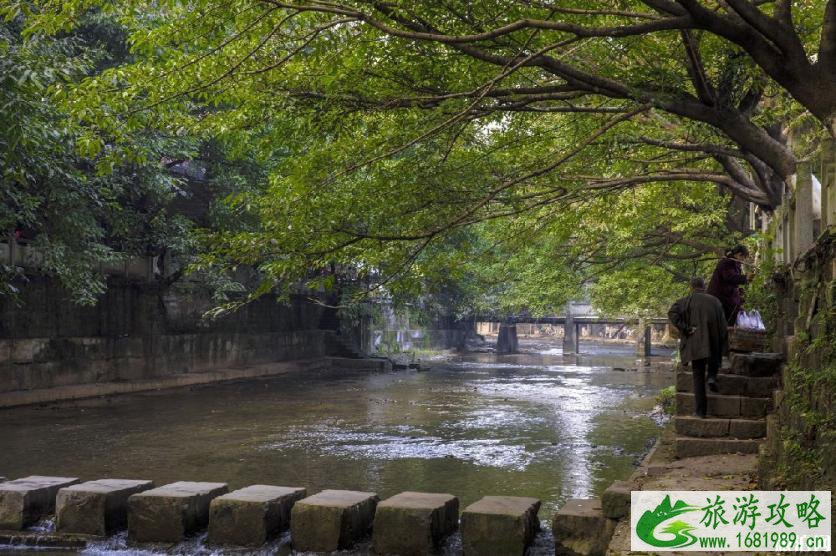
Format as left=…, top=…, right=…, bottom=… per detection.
left=496, top=323, right=518, bottom=354
left=635, top=321, right=651, bottom=358
left=562, top=316, right=578, bottom=354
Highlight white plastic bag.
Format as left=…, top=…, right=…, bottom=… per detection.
left=750, top=310, right=766, bottom=331
left=736, top=310, right=766, bottom=331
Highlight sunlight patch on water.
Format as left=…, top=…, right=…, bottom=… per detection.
left=449, top=406, right=547, bottom=432
left=452, top=361, right=540, bottom=370
left=262, top=424, right=536, bottom=470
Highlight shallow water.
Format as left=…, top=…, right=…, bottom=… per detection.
left=0, top=340, right=673, bottom=553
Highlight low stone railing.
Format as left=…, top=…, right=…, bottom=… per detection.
left=0, top=472, right=633, bottom=555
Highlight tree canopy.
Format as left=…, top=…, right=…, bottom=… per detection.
left=2, top=1, right=832, bottom=315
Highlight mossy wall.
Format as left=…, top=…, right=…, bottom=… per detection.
left=759, top=230, right=835, bottom=490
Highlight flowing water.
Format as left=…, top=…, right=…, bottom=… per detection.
left=0, top=340, right=673, bottom=554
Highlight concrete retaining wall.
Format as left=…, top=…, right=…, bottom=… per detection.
left=0, top=275, right=332, bottom=400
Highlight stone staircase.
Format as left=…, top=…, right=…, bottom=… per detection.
left=674, top=352, right=783, bottom=458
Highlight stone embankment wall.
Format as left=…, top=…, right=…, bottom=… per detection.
left=753, top=138, right=834, bottom=491
left=0, top=275, right=330, bottom=399
left=759, top=230, right=834, bottom=490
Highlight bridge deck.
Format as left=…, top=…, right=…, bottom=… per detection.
left=475, top=316, right=667, bottom=325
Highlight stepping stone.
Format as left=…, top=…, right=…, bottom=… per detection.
left=553, top=498, right=616, bottom=556
left=0, top=476, right=80, bottom=530
left=56, top=479, right=154, bottom=536
left=460, top=496, right=540, bottom=556
left=127, top=481, right=228, bottom=543
left=290, top=489, right=378, bottom=552
left=601, top=481, right=631, bottom=519
left=372, top=491, right=458, bottom=555
left=208, top=485, right=306, bottom=547
left=675, top=436, right=761, bottom=458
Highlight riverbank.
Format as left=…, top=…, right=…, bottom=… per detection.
left=0, top=356, right=391, bottom=409
left=607, top=425, right=758, bottom=554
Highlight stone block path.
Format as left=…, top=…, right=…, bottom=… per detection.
left=553, top=498, right=616, bottom=556
left=127, top=481, right=228, bottom=543
left=372, top=491, right=458, bottom=555
left=0, top=476, right=79, bottom=530
left=56, top=479, right=153, bottom=535
left=208, top=485, right=305, bottom=547
left=674, top=352, right=782, bottom=458
left=460, top=495, right=540, bottom=556
left=290, top=489, right=378, bottom=552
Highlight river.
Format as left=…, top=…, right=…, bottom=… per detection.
left=0, top=339, right=673, bottom=553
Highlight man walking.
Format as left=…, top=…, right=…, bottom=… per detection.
left=668, top=277, right=729, bottom=418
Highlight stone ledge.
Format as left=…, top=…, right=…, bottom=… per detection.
left=0, top=358, right=330, bottom=408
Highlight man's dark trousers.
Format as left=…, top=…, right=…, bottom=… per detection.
left=691, top=358, right=719, bottom=416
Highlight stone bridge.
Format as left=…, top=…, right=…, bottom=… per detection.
left=475, top=305, right=667, bottom=356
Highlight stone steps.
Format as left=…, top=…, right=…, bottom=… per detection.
left=674, top=351, right=783, bottom=458
left=674, top=416, right=765, bottom=439
left=728, top=352, right=783, bottom=377
left=675, top=392, right=772, bottom=418
left=675, top=436, right=761, bottom=458
left=675, top=371, right=777, bottom=397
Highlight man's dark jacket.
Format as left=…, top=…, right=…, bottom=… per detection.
left=668, top=292, right=729, bottom=364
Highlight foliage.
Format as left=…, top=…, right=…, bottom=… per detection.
left=742, top=234, right=781, bottom=334
left=656, top=385, right=676, bottom=416
left=0, top=14, right=201, bottom=303
left=0, top=11, right=281, bottom=305
left=3, top=1, right=833, bottom=315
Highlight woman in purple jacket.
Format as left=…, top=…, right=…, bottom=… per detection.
left=708, top=244, right=750, bottom=324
